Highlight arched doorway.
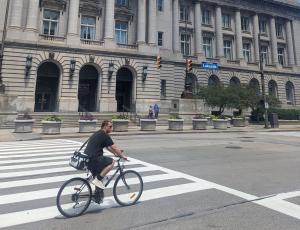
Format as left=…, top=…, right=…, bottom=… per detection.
left=208, top=75, right=220, bottom=86
left=286, top=81, right=295, bottom=105
left=116, top=67, right=134, bottom=112
left=185, top=73, right=198, bottom=95
left=230, top=77, right=240, bottom=86
left=78, top=65, right=99, bottom=112
left=34, top=62, right=60, bottom=112
left=249, top=78, right=260, bottom=95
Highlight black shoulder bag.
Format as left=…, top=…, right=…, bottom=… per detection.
left=69, top=139, right=90, bottom=171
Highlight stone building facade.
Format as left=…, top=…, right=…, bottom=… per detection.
left=0, top=0, right=300, bottom=121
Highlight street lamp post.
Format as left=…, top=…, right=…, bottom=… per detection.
left=0, top=0, right=10, bottom=94
left=258, top=33, right=269, bottom=128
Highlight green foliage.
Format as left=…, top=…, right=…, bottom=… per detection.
left=112, top=114, right=129, bottom=120
left=79, top=112, right=95, bottom=121
left=169, top=114, right=182, bottom=119
left=193, top=114, right=206, bottom=119
left=268, top=108, right=300, bottom=120
left=16, top=111, right=32, bottom=120
left=43, top=115, right=62, bottom=122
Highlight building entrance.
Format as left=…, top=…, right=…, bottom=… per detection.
left=78, top=65, right=98, bottom=112
left=34, top=62, right=60, bottom=112
left=116, top=68, right=133, bottom=112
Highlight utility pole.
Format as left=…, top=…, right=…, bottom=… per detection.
left=0, top=0, right=10, bottom=94
left=184, top=10, right=188, bottom=91
left=258, top=33, right=269, bottom=128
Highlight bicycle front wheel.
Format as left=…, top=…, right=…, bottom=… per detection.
left=56, top=177, right=92, bottom=218
left=113, top=170, right=143, bottom=206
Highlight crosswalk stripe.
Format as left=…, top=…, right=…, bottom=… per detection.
left=0, top=146, right=77, bottom=156
left=0, top=140, right=75, bottom=148
left=0, top=151, right=72, bottom=159
left=0, top=155, right=68, bottom=165
left=0, top=165, right=161, bottom=179
left=0, top=182, right=210, bottom=228
left=0, top=144, right=80, bottom=154
left=0, top=173, right=183, bottom=205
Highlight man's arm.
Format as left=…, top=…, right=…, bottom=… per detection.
left=107, top=144, right=127, bottom=160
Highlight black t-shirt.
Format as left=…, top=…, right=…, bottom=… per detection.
left=84, top=130, right=114, bottom=159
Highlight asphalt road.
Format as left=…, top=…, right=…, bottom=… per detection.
left=1, top=131, right=300, bottom=230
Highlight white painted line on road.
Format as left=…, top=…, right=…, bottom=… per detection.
left=0, top=146, right=76, bottom=156
left=0, top=150, right=72, bottom=159
left=275, top=190, right=300, bottom=200
left=0, top=139, right=75, bottom=148
left=0, top=155, right=68, bottom=165
left=0, top=144, right=80, bottom=154
left=0, top=182, right=211, bottom=228
left=0, top=165, right=160, bottom=179
left=0, top=173, right=184, bottom=205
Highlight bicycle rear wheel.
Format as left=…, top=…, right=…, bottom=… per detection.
left=113, top=170, right=143, bottom=206
left=56, top=177, right=92, bottom=218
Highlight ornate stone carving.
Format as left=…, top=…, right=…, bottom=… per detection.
left=79, top=0, right=103, bottom=17
left=39, top=0, right=67, bottom=11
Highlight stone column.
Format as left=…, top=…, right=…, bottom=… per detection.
left=194, top=2, right=203, bottom=56
left=148, top=0, right=157, bottom=45
left=235, top=10, right=243, bottom=60
left=172, top=0, right=180, bottom=53
left=9, top=0, right=23, bottom=28
left=253, top=14, right=260, bottom=63
left=104, top=0, right=115, bottom=46
left=215, top=5, right=223, bottom=58
left=25, top=0, right=39, bottom=39
left=67, top=0, right=80, bottom=44
left=270, top=17, right=278, bottom=65
left=285, top=20, right=295, bottom=66
left=137, top=0, right=146, bottom=44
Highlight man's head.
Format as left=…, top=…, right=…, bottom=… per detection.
left=101, top=120, right=113, bottom=133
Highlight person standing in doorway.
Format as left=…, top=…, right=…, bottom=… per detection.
left=148, top=105, right=154, bottom=119
left=153, top=103, right=160, bottom=119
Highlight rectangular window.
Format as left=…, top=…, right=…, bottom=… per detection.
left=202, top=10, right=211, bottom=25
left=180, top=6, right=189, bottom=21
left=243, top=43, right=251, bottom=62
left=115, top=0, right=128, bottom=7
left=81, top=16, right=96, bottom=40
left=115, top=21, right=128, bottom=44
left=180, top=33, right=191, bottom=56
left=203, top=37, right=213, bottom=58
left=160, top=80, right=166, bottom=97
left=261, top=45, right=269, bottom=64
left=224, top=40, right=232, bottom=60
left=157, top=32, right=163, bottom=46
left=43, top=10, right=60, bottom=36
left=157, top=0, right=163, bottom=11
left=278, top=48, right=285, bottom=65
left=276, top=23, right=283, bottom=37
left=222, top=14, right=231, bottom=29
left=241, top=16, right=250, bottom=32
left=259, top=19, right=267, bottom=33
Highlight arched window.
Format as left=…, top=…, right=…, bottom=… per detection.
left=249, top=78, right=260, bottom=95
left=208, top=75, right=220, bottom=86
left=286, top=81, right=295, bottom=105
left=229, top=77, right=240, bottom=86
left=268, top=80, right=278, bottom=97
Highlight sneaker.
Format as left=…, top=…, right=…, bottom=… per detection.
left=93, top=187, right=104, bottom=204
left=92, top=178, right=105, bottom=189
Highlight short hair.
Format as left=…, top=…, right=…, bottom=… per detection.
left=101, top=120, right=111, bottom=129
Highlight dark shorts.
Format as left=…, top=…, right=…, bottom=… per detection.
left=88, top=156, right=113, bottom=176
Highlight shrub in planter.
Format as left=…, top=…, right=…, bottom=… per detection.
left=42, top=115, right=62, bottom=134
left=112, top=114, right=129, bottom=132
left=14, top=112, right=35, bottom=133
left=192, top=114, right=208, bottom=130
left=211, top=115, right=228, bottom=130
left=168, top=114, right=184, bottom=131
left=232, top=115, right=246, bottom=127
left=78, top=113, right=98, bottom=133
left=140, top=116, right=157, bottom=131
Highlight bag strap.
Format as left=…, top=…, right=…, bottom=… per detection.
left=78, top=138, right=90, bottom=151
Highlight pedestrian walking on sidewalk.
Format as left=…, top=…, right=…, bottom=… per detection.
left=153, top=103, right=160, bottom=119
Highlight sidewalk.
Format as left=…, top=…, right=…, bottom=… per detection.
left=1, top=124, right=300, bottom=142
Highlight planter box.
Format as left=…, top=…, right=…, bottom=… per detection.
left=227, top=118, right=232, bottom=128
left=192, top=119, right=208, bottom=130
left=140, top=119, right=156, bottom=131
left=232, top=118, right=246, bottom=127
left=205, top=117, right=213, bottom=126
left=78, top=120, right=98, bottom=133
left=14, top=119, right=35, bottom=133
left=112, top=119, right=129, bottom=132
left=168, top=119, right=184, bottom=131
left=42, top=121, right=62, bottom=134
left=212, top=119, right=228, bottom=130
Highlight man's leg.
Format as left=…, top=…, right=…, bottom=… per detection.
left=99, top=160, right=115, bottom=177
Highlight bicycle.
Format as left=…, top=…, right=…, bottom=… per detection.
left=56, top=157, right=143, bottom=218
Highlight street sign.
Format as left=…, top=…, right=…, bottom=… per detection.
left=265, top=102, right=269, bottom=109
left=201, top=62, right=219, bottom=70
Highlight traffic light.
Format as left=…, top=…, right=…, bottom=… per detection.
left=156, top=56, right=162, bottom=69
left=187, top=59, right=193, bottom=72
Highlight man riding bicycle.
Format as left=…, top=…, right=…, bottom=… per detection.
left=84, top=120, right=127, bottom=190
